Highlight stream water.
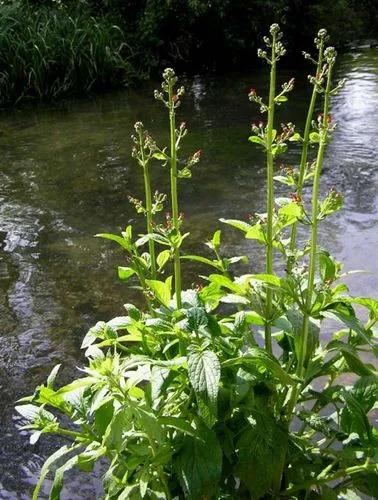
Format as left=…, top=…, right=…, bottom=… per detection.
left=0, top=47, right=377, bottom=498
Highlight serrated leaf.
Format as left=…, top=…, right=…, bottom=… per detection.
left=186, top=307, right=208, bottom=331
left=236, top=411, right=288, bottom=498
left=188, top=348, right=220, bottom=426
left=175, top=423, right=222, bottom=499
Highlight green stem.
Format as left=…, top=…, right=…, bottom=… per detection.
left=297, top=64, right=333, bottom=379
left=264, top=32, right=277, bottom=355
left=138, top=131, right=157, bottom=279
left=143, top=164, right=157, bottom=279
left=168, top=84, right=182, bottom=309
left=286, top=55, right=334, bottom=416
left=287, top=40, right=325, bottom=273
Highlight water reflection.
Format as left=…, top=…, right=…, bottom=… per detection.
left=0, top=47, right=377, bottom=497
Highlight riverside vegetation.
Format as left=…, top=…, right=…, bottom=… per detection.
left=16, top=26, right=377, bottom=499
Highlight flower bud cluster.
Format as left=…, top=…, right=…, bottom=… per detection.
left=303, top=51, right=317, bottom=66
left=128, top=195, right=145, bottom=214
left=151, top=191, right=167, bottom=214
left=131, top=121, right=159, bottom=166
left=278, top=122, right=296, bottom=143
left=314, top=28, right=329, bottom=49
left=155, top=211, right=184, bottom=236
left=155, top=68, right=185, bottom=109
left=251, top=121, right=265, bottom=135
left=248, top=88, right=268, bottom=113
left=258, top=24, right=285, bottom=65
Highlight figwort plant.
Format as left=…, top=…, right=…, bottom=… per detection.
left=16, top=26, right=377, bottom=499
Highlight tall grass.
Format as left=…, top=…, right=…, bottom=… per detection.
left=0, top=2, right=133, bottom=104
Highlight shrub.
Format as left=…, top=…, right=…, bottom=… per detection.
left=16, top=26, right=377, bottom=499
left=0, top=1, right=133, bottom=104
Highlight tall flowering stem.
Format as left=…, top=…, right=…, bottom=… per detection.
left=263, top=25, right=280, bottom=354
left=159, top=68, right=185, bottom=309
left=296, top=47, right=336, bottom=379
left=132, top=122, right=157, bottom=279
left=286, top=47, right=338, bottom=417
left=287, top=29, right=328, bottom=272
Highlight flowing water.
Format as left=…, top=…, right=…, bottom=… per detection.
left=0, top=47, right=377, bottom=498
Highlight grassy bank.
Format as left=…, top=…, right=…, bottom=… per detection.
left=0, top=1, right=133, bottom=105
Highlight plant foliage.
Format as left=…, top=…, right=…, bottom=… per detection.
left=16, top=26, right=377, bottom=499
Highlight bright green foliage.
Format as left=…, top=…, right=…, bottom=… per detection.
left=0, top=2, right=132, bottom=104
left=16, top=27, right=377, bottom=499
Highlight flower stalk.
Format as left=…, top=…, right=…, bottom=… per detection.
left=166, top=70, right=182, bottom=309
left=264, top=24, right=280, bottom=354
left=286, top=48, right=337, bottom=418
left=287, top=29, right=327, bottom=272
left=135, top=123, right=157, bottom=279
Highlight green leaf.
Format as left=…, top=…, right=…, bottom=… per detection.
left=104, top=407, right=133, bottom=451
left=286, top=309, right=320, bottom=363
left=309, top=131, right=320, bottom=143
left=175, top=422, right=222, bottom=499
left=178, top=166, right=192, bottom=178
left=156, top=249, right=170, bottom=269
left=223, top=347, right=294, bottom=385
left=199, top=283, right=223, bottom=311
left=211, top=230, right=221, bottom=249
left=244, top=310, right=265, bottom=326
left=95, top=233, right=131, bottom=251
left=188, top=348, right=220, bottom=427
left=208, top=274, right=240, bottom=293
left=236, top=411, right=288, bottom=498
left=318, top=190, right=343, bottom=219
left=145, top=277, right=172, bottom=307
left=271, top=143, right=287, bottom=158
left=153, top=151, right=168, bottom=161
left=277, top=202, right=303, bottom=228
left=82, top=321, right=106, bottom=348
left=340, top=391, right=372, bottom=443
left=245, top=223, right=266, bottom=244
left=118, top=266, right=136, bottom=282
left=50, top=453, right=80, bottom=499
left=318, top=250, right=339, bottom=282
left=275, top=95, right=288, bottom=103
left=219, top=218, right=251, bottom=233
left=158, top=416, right=196, bottom=437
left=47, top=364, right=62, bottom=389
left=150, top=365, right=170, bottom=404
left=15, top=404, right=55, bottom=423
left=181, top=254, right=220, bottom=270
left=248, top=135, right=266, bottom=146
left=289, top=132, right=302, bottom=141
left=249, top=273, right=282, bottom=287
left=32, top=445, right=79, bottom=500
left=186, top=307, right=208, bottom=331
left=322, top=308, right=373, bottom=346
